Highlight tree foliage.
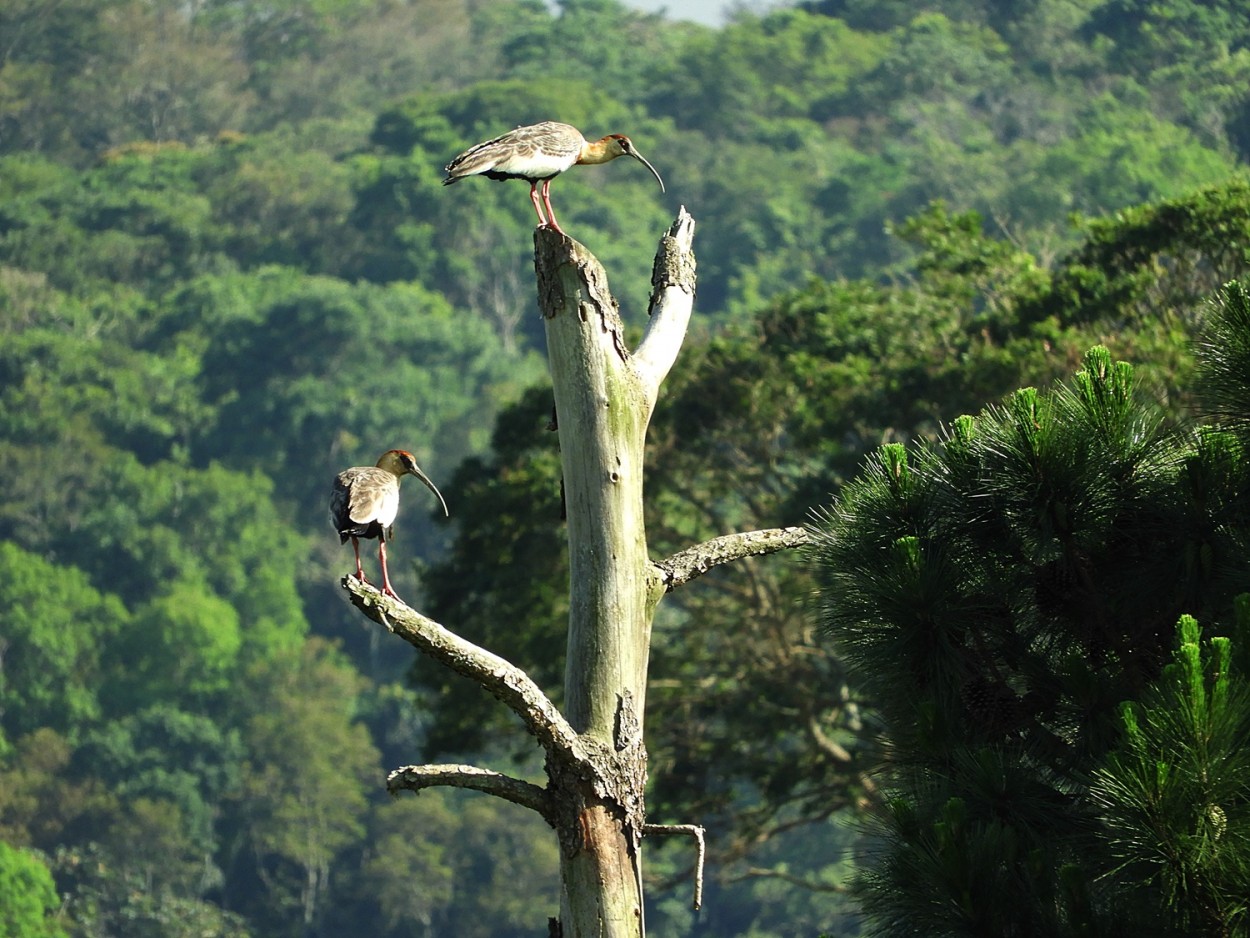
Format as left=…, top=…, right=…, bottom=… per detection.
left=809, top=284, right=1250, bottom=934
left=0, top=544, right=123, bottom=741
left=0, top=842, right=66, bottom=938
left=1091, top=615, right=1250, bottom=935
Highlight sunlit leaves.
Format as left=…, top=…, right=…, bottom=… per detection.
left=477, top=0, right=688, bottom=105
left=189, top=270, right=544, bottom=523
left=0, top=446, right=310, bottom=663
left=0, top=544, right=123, bottom=741
left=0, top=327, right=209, bottom=462
left=650, top=9, right=885, bottom=138
left=1026, top=97, right=1236, bottom=218
left=0, top=841, right=66, bottom=938
left=115, top=583, right=244, bottom=706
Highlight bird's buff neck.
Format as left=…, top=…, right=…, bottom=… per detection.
left=578, top=137, right=622, bottom=165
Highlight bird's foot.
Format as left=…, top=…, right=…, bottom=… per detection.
left=381, top=585, right=403, bottom=602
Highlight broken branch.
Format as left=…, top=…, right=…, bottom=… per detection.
left=654, top=527, right=810, bottom=593
left=343, top=577, right=584, bottom=761
left=388, top=763, right=552, bottom=819
left=642, top=823, right=706, bottom=910
left=635, top=207, right=697, bottom=401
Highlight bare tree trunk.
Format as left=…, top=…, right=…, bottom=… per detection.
left=536, top=226, right=668, bottom=936
left=345, top=210, right=810, bottom=937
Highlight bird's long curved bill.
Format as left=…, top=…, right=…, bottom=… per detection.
left=631, top=151, right=665, bottom=193
left=411, top=466, right=449, bottom=516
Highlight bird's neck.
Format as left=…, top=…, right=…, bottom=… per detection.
left=374, top=461, right=407, bottom=479
left=578, top=138, right=621, bottom=165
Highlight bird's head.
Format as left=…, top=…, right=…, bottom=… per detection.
left=376, top=450, right=450, bottom=516
left=602, top=135, right=665, bottom=193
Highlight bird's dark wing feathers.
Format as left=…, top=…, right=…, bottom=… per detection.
left=443, top=121, right=581, bottom=180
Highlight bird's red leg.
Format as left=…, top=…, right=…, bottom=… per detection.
left=351, top=536, right=370, bottom=585
left=528, top=181, right=549, bottom=228
left=378, top=535, right=400, bottom=600
left=541, top=179, right=566, bottom=235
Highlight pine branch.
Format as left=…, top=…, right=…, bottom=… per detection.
left=388, top=763, right=552, bottom=819
left=654, top=527, right=810, bottom=593
left=342, top=577, right=584, bottom=761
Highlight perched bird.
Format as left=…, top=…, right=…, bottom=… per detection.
left=442, top=120, right=665, bottom=235
left=330, top=449, right=448, bottom=600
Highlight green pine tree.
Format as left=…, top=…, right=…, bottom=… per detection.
left=1091, top=613, right=1250, bottom=936
left=809, top=281, right=1250, bottom=935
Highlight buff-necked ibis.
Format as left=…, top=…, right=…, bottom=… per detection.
left=442, top=121, right=665, bottom=235
left=330, top=449, right=448, bottom=600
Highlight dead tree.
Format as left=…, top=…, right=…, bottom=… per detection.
left=344, top=209, right=809, bottom=938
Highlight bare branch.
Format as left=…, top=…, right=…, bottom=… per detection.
left=388, top=763, right=553, bottom=819
left=343, top=577, right=584, bottom=760
left=635, top=208, right=698, bottom=401
left=643, top=823, right=706, bottom=910
left=654, top=527, right=811, bottom=593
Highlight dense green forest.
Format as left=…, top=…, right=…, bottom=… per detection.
left=2, top=0, right=1250, bottom=935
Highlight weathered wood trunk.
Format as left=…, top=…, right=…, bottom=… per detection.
left=539, top=235, right=658, bottom=730
left=536, top=229, right=669, bottom=937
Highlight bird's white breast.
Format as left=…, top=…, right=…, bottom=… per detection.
left=492, top=147, right=578, bottom=178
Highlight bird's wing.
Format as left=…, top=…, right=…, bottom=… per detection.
left=348, top=468, right=400, bottom=528
left=329, top=466, right=398, bottom=528
left=444, top=122, right=583, bottom=179
left=517, top=121, right=585, bottom=158
left=329, top=470, right=358, bottom=529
